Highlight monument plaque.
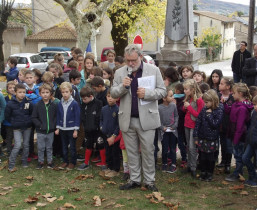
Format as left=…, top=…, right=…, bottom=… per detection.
left=157, top=0, right=200, bottom=69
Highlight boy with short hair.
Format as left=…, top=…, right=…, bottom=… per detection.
left=77, top=86, right=103, bottom=170
left=5, top=84, right=33, bottom=172
left=2, top=81, right=15, bottom=155
left=55, top=82, right=80, bottom=170
left=100, top=90, right=120, bottom=177
left=91, top=76, right=108, bottom=107
left=69, top=69, right=81, bottom=105
left=32, top=83, right=57, bottom=169
left=24, top=70, right=41, bottom=161
left=4, top=57, right=19, bottom=82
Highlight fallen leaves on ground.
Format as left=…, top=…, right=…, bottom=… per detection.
left=140, top=186, right=147, bottom=191
left=9, top=204, right=17, bottom=207
left=24, top=195, right=39, bottom=203
left=200, top=194, right=207, bottom=199
left=163, top=201, right=180, bottom=209
left=168, top=178, right=179, bottom=184
left=63, top=202, right=76, bottom=209
left=36, top=202, right=47, bottom=207
left=93, top=196, right=101, bottom=207
left=222, top=181, right=229, bottom=185
left=26, top=176, right=34, bottom=181
left=145, top=192, right=165, bottom=204
left=74, top=196, right=83, bottom=201
left=239, top=174, right=245, bottom=182
left=229, top=184, right=244, bottom=190
left=24, top=183, right=32, bottom=187
left=114, top=204, right=125, bottom=208
left=75, top=174, right=94, bottom=180
left=42, top=193, right=52, bottom=198
left=107, top=181, right=116, bottom=185
left=2, top=186, right=13, bottom=191
left=0, top=192, right=8, bottom=195
left=240, top=191, right=249, bottom=196
left=68, top=187, right=80, bottom=193
left=0, top=176, right=3, bottom=178
left=47, top=197, right=57, bottom=203
left=58, top=196, right=64, bottom=200
left=98, top=183, right=106, bottom=189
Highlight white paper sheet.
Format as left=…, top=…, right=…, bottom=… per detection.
left=137, top=75, right=156, bottom=105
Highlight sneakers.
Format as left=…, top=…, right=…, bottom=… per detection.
left=22, top=161, right=28, bottom=168
left=96, top=162, right=106, bottom=167
left=105, top=170, right=119, bottom=178
left=67, top=163, right=75, bottom=170
left=77, top=163, right=89, bottom=171
left=77, top=154, right=85, bottom=161
left=162, top=164, right=168, bottom=172
left=47, top=162, right=55, bottom=169
left=91, top=157, right=101, bottom=163
left=59, top=163, right=68, bottom=170
left=199, top=172, right=207, bottom=181
left=225, top=173, right=239, bottom=182
left=244, top=179, right=257, bottom=188
left=36, top=162, right=44, bottom=170
left=144, top=183, right=159, bottom=192
left=205, top=173, right=213, bottom=182
left=167, top=164, right=176, bottom=174
left=216, top=162, right=225, bottom=168
left=224, top=166, right=231, bottom=174
left=29, top=153, right=38, bottom=160
left=122, top=173, right=130, bottom=181
left=180, top=161, right=187, bottom=168
left=119, top=180, right=141, bottom=190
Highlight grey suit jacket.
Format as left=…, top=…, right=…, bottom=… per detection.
left=110, top=62, right=166, bottom=132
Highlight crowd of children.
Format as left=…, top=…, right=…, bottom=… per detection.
left=0, top=47, right=257, bottom=189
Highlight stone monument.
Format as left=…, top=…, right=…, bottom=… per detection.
left=157, top=0, right=201, bottom=69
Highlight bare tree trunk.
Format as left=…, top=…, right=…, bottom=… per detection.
left=0, top=29, right=5, bottom=72
left=248, top=0, right=255, bottom=55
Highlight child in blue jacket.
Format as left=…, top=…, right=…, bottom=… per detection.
left=5, top=84, right=33, bottom=172
left=55, top=82, right=80, bottom=170
left=4, top=57, right=19, bottom=82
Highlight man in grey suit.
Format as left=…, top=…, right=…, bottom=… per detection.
left=111, top=44, right=166, bottom=191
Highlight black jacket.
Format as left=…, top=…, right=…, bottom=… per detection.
left=243, top=57, right=257, bottom=86
left=5, top=96, right=33, bottom=129
left=96, top=87, right=108, bottom=107
left=31, top=100, right=57, bottom=134
left=231, top=49, right=251, bottom=75
left=81, top=98, right=102, bottom=132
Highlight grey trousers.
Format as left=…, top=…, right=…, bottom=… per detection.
left=185, top=127, right=198, bottom=171
left=37, top=132, right=54, bottom=163
left=9, top=128, right=31, bottom=169
left=122, top=118, right=155, bottom=185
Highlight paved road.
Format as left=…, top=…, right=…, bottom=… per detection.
left=199, top=59, right=233, bottom=77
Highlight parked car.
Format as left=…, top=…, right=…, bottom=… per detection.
left=9, top=53, right=48, bottom=73
left=100, top=47, right=114, bottom=62
left=38, top=51, right=72, bottom=63
left=40, top=46, right=71, bottom=52
left=143, top=54, right=155, bottom=65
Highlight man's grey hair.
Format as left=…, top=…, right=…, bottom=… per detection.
left=124, top=44, right=142, bottom=56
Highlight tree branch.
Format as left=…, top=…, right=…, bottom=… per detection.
left=71, top=0, right=80, bottom=7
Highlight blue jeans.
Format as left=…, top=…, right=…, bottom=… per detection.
left=233, top=72, right=242, bottom=83
left=242, top=144, right=257, bottom=180
left=60, top=130, right=77, bottom=165
left=232, top=142, right=245, bottom=176
left=162, top=132, right=177, bottom=165
left=9, top=128, right=31, bottom=169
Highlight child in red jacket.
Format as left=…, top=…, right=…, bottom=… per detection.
left=183, top=79, right=205, bottom=178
